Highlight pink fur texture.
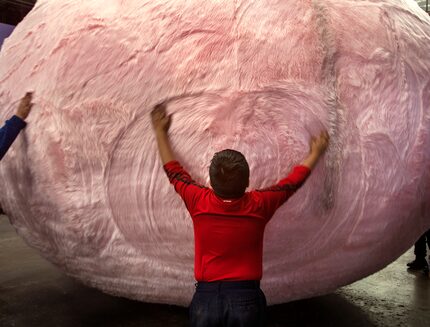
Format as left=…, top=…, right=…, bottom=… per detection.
left=0, top=0, right=429, bottom=306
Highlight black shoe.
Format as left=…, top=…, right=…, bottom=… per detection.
left=407, top=258, right=418, bottom=267
left=407, top=258, right=428, bottom=271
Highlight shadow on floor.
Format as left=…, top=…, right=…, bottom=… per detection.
left=0, top=216, right=415, bottom=327
left=268, top=294, right=376, bottom=327
left=1, top=275, right=375, bottom=327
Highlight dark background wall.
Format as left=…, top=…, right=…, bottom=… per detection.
left=0, top=0, right=35, bottom=26
left=0, top=23, right=14, bottom=48
left=0, top=0, right=34, bottom=48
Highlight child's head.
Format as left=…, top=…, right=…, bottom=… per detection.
left=209, top=149, right=249, bottom=199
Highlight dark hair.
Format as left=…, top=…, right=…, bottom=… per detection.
left=209, top=149, right=249, bottom=198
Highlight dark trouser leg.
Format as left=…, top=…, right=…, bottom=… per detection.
left=189, top=281, right=267, bottom=327
left=189, top=291, right=220, bottom=327
left=425, top=229, right=430, bottom=252
left=414, top=233, right=428, bottom=259
left=223, top=288, right=267, bottom=327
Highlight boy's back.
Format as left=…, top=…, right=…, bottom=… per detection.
left=164, top=160, right=311, bottom=282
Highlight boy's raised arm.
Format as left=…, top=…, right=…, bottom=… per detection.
left=151, top=102, right=175, bottom=164
left=254, top=130, right=329, bottom=219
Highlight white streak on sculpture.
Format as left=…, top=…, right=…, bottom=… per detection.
left=0, top=0, right=429, bottom=306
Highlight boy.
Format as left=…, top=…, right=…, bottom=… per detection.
left=151, top=103, right=329, bottom=327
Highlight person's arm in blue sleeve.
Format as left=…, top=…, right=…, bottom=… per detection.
left=0, top=92, right=33, bottom=161
left=0, top=116, right=27, bottom=160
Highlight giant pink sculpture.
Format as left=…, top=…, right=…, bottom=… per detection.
left=0, top=0, right=429, bottom=306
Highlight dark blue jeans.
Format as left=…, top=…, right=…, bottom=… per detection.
left=189, top=280, right=267, bottom=327
left=414, top=229, right=430, bottom=259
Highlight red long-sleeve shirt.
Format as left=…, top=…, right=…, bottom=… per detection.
left=164, top=160, right=311, bottom=282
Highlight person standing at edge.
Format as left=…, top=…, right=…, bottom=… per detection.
left=407, top=229, right=430, bottom=274
left=0, top=92, right=33, bottom=215
left=151, top=102, right=329, bottom=327
left=0, top=92, right=33, bottom=161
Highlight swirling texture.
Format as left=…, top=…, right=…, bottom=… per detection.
left=0, top=0, right=429, bottom=306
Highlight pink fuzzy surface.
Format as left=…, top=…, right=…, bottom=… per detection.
left=0, top=0, right=429, bottom=306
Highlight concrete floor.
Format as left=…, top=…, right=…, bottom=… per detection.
left=0, top=216, right=429, bottom=327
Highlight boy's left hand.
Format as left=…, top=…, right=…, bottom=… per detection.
left=151, top=102, right=172, bottom=133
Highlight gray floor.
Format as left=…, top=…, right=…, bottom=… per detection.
left=0, top=215, right=429, bottom=327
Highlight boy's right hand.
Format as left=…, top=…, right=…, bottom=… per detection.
left=310, top=131, right=330, bottom=155
left=151, top=102, right=172, bottom=133
left=300, top=130, right=329, bottom=170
